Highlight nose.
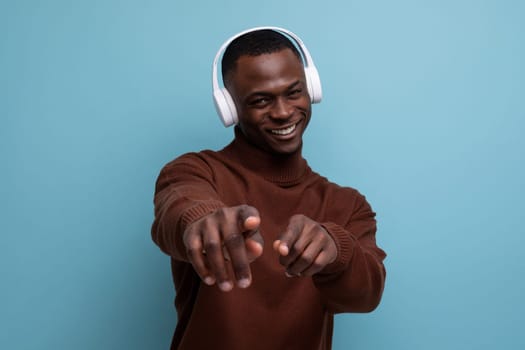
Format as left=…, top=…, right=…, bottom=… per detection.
left=270, top=97, right=293, bottom=120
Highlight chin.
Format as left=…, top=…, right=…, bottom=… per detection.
left=270, top=141, right=302, bottom=155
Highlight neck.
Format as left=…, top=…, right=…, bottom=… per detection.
left=222, top=126, right=308, bottom=186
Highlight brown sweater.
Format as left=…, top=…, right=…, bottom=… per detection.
left=151, top=128, right=386, bottom=350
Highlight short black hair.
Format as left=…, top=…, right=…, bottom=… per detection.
left=221, top=29, right=302, bottom=83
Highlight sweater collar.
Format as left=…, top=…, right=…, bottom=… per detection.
left=222, top=126, right=309, bottom=186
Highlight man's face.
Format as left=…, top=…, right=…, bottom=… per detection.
left=226, top=48, right=312, bottom=155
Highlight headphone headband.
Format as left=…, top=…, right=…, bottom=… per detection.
left=212, top=26, right=322, bottom=127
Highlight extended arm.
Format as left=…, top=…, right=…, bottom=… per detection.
left=274, top=193, right=386, bottom=314
left=151, top=154, right=225, bottom=260
left=151, top=154, right=264, bottom=291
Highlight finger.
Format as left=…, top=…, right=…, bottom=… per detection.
left=278, top=218, right=314, bottom=268
left=273, top=239, right=290, bottom=256
left=280, top=228, right=314, bottom=268
left=285, top=240, right=323, bottom=276
left=237, top=205, right=261, bottom=236
left=275, top=215, right=304, bottom=257
left=243, top=216, right=261, bottom=232
left=184, top=229, right=215, bottom=286
left=246, top=235, right=264, bottom=262
left=246, top=241, right=263, bottom=264
left=223, top=232, right=252, bottom=288
left=222, top=246, right=231, bottom=261
left=273, top=239, right=281, bottom=252
left=301, top=251, right=332, bottom=276
left=203, top=230, right=233, bottom=292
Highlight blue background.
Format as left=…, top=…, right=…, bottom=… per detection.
left=2, top=0, right=524, bottom=349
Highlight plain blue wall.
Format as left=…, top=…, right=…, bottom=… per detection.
left=2, top=0, right=524, bottom=349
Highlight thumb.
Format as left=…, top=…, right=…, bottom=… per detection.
left=243, top=215, right=261, bottom=231
left=237, top=205, right=263, bottom=261
left=246, top=235, right=264, bottom=262
left=236, top=205, right=261, bottom=235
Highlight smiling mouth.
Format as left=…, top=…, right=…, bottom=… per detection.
left=270, top=123, right=297, bottom=136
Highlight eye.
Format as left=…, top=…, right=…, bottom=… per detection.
left=288, top=89, right=302, bottom=98
left=248, top=96, right=271, bottom=107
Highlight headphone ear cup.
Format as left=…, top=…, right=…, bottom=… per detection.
left=305, top=66, right=322, bottom=103
left=213, top=88, right=238, bottom=127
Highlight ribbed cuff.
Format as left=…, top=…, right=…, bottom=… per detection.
left=175, top=200, right=225, bottom=258
left=180, top=200, right=225, bottom=228
left=318, top=222, right=356, bottom=275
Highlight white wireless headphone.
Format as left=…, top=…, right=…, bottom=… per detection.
left=212, top=26, right=323, bottom=127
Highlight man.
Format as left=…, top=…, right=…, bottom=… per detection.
left=151, top=27, right=386, bottom=350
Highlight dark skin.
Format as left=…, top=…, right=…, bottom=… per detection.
left=183, top=49, right=337, bottom=292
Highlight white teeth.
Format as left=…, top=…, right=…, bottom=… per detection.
left=271, top=124, right=296, bottom=135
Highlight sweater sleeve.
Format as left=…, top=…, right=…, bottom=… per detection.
left=151, top=153, right=225, bottom=261
left=313, top=192, right=386, bottom=314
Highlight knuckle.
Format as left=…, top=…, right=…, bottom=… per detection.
left=204, top=240, right=221, bottom=253
left=185, top=242, right=200, bottom=252
left=317, top=232, right=329, bottom=245
left=298, top=253, right=314, bottom=266
left=184, top=235, right=201, bottom=250
left=223, top=233, right=244, bottom=248
left=293, top=214, right=306, bottom=222
left=182, top=227, right=196, bottom=243
left=238, top=204, right=250, bottom=212
left=238, top=204, right=255, bottom=220
left=291, top=241, right=306, bottom=254
left=213, top=208, right=226, bottom=220
left=186, top=246, right=199, bottom=259
left=289, top=216, right=306, bottom=233
left=289, top=215, right=300, bottom=225
left=311, top=259, right=324, bottom=271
